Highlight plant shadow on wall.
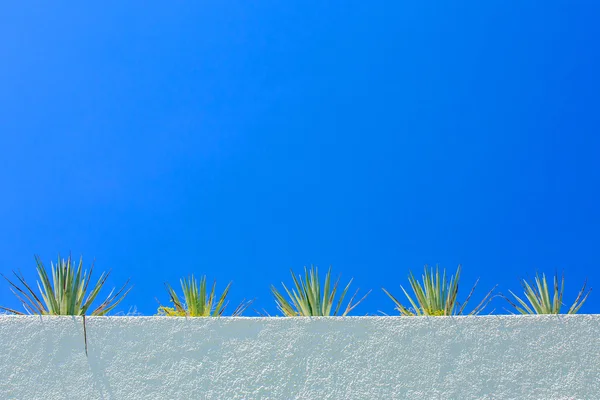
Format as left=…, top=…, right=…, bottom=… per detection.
left=156, top=274, right=253, bottom=317
left=270, top=266, right=371, bottom=316
left=0, top=254, right=132, bottom=355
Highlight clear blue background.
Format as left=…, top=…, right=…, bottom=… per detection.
left=1, top=2, right=599, bottom=316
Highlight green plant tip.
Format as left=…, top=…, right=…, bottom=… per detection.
left=271, top=265, right=370, bottom=317
left=158, top=274, right=251, bottom=317
left=382, top=265, right=494, bottom=316
left=1, top=254, right=131, bottom=316
left=504, top=272, right=591, bottom=315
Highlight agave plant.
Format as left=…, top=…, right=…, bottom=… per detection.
left=158, top=275, right=250, bottom=317
left=271, top=266, right=370, bottom=316
left=382, top=265, right=494, bottom=316
left=505, top=272, right=591, bottom=314
left=0, top=255, right=131, bottom=316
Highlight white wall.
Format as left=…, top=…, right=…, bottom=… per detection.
left=1, top=315, right=599, bottom=399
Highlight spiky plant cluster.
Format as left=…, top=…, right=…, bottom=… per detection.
left=271, top=266, right=370, bottom=316
left=505, top=272, right=590, bottom=314
left=0, top=255, right=593, bottom=317
left=382, top=265, right=494, bottom=316
left=0, top=255, right=131, bottom=316
left=158, top=275, right=250, bottom=317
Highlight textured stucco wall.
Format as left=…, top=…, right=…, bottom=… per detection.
left=0, top=315, right=599, bottom=399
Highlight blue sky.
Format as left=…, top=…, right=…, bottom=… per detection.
left=1, top=2, right=599, bottom=316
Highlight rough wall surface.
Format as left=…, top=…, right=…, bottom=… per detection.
left=0, top=315, right=599, bottom=400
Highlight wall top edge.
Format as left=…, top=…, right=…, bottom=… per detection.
left=1, top=314, right=599, bottom=321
